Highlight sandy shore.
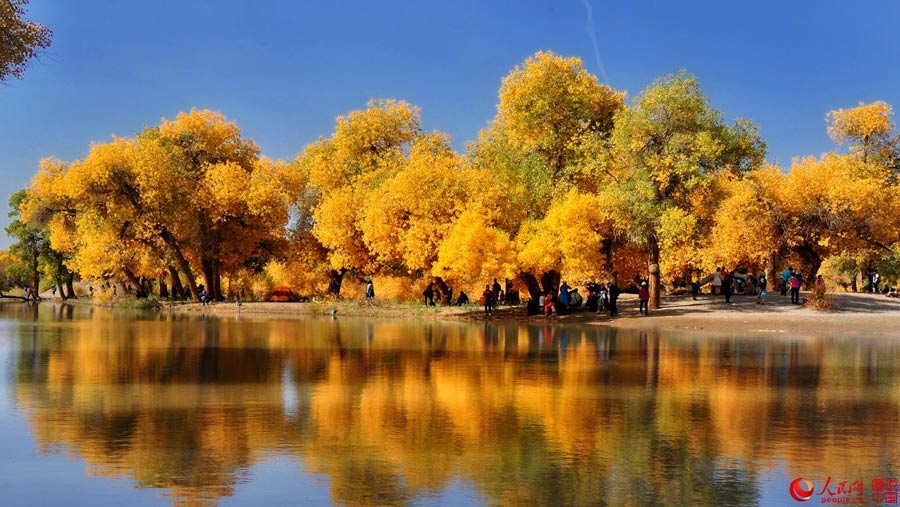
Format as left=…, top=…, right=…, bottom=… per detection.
left=151, top=291, right=900, bottom=337
left=599, top=292, right=900, bottom=338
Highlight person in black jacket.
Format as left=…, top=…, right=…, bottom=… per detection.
left=607, top=281, right=620, bottom=317
left=722, top=270, right=734, bottom=304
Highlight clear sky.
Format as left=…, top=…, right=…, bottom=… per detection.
left=2, top=1, right=899, bottom=248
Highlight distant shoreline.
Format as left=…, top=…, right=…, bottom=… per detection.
left=29, top=291, right=900, bottom=338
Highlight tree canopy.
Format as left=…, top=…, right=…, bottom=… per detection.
left=10, top=52, right=900, bottom=305
left=0, top=0, right=51, bottom=81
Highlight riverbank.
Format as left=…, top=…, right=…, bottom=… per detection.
left=129, top=291, right=900, bottom=337
left=35, top=290, right=900, bottom=336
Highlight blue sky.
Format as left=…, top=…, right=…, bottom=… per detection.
left=2, top=1, right=899, bottom=248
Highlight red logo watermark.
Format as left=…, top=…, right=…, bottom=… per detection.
left=873, top=479, right=899, bottom=504
left=790, top=478, right=814, bottom=502
left=790, top=477, right=897, bottom=504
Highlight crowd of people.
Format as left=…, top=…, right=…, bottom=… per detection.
left=527, top=279, right=645, bottom=318
left=405, top=263, right=896, bottom=319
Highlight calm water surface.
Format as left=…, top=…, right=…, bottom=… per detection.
left=1, top=302, right=899, bottom=506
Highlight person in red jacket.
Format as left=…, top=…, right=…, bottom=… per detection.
left=639, top=281, right=650, bottom=316
left=481, top=285, right=495, bottom=316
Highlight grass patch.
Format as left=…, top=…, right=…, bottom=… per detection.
left=116, top=296, right=160, bottom=310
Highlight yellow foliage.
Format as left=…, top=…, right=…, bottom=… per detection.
left=702, top=167, right=782, bottom=271
left=19, top=60, right=900, bottom=304
left=827, top=101, right=893, bottom=147
left=157, top=108, right=259, bottom=169
left=302, top=99, right=424, bottom=276
left=778, top=154, right=896, bottom=254
left=517, top=190, right=615, bottom=282
left=341, top=275, right=419, bottom=302
left=432, top=209, right=516, bottom=289
left=657, top=207, right=700, bottom=280
left=361, top=134, right=473, bottom=272
left=497, top=51, right=624, bottom=172
left=312, top=186, right=371, bottom=272
left=262, top=259, right=329, bottom=298
left=199, top=162, right=251, bottom=222
left=306, top=99, right=420, bottom=194
left=826, top=101, right=898, bottom=180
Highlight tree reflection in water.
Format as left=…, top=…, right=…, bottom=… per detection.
left=9, top=305, right=900, bottom=506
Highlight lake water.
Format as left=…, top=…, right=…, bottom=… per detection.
left=1, top=302, right=899, bottom=506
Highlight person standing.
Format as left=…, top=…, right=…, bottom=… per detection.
left=722, top=269, right=734, bottom=304
left=780, top=267, right=793, bottom=296
left=691, top=269, right=700, bottom=300
left=558, top=281, right=571, bottom=315
left=492, top=278, right=502, bottom=301
left=872, top=269, right=881, bottom=293
left=482, top=285, right=494, bottom=316
left=757, top=272, right=767, bottom=304
left=597, top=283, right=608, bottom=314
left=712, top=267, right=722, bottom=295
left=607, top=281, right=620, bottom=317
left=365, top=280, right=375, bottom=299
left=638, top=281, right=650, bottom=315
left=790, top=273, right=801, bottom=304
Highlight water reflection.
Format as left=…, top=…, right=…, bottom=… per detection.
left=7, top=304, right=900, bottom=506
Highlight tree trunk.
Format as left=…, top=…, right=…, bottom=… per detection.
left=168, top=265, right=184, bottom=299
left=197, top=216, right=222, bottom=300
left=793, top=243, right=823, bottom=290
left=540, top=270, right=561, bottom=296
left=521, top=272, right=543, bottom=301
left=647, top=235, right=661, bottom=310
left=212, top=260, right=222, bottom=301
left=504, top=278, right=519, bottom=305
left=31, top=264, right=40, bottom=301
left=123, top=267, right=141, bottom=292
left=201, top=258, right=215, bottom=298
left=765, top=251, right=777, bottom=293
left=65, top=273, right=75, bottom=299
left=859, top=266, right=869, bottom=292
left=159, top=276, right=169, bottom=299
left=433, top=277, right=452, bottom=305
left=159, top=228, right=199, bottom=301
left=600, top=239, right=615, bottom=278
left=327, top=268, right=347, bottom=296
left=55, top=280, right=65, bottom=299
left=198, top=257, right=223, bottom=300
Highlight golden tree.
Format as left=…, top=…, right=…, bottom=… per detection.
left=609, top=72, right=766, bottom=307
left=708, top=102, right=900, bottom=289
left=827, top=101, right=898, bottom=173
left=300, top=99, right=423, bottom=294
left=23, top=110, right=290, bottom=301
left=431, top=207, right=516, bottom=295
left=0, top=0, right=51, bottom=81
left=23, top=140, right=168, bottom=293
left=472, top=51, right=625, bottom=299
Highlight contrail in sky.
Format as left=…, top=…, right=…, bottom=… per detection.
left=580, top=0, right=611, bottom=84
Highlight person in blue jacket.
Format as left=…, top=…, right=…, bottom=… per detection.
left=558, top=281, right=571, bottom=315
left=780, top=266, right=794, bottom=296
